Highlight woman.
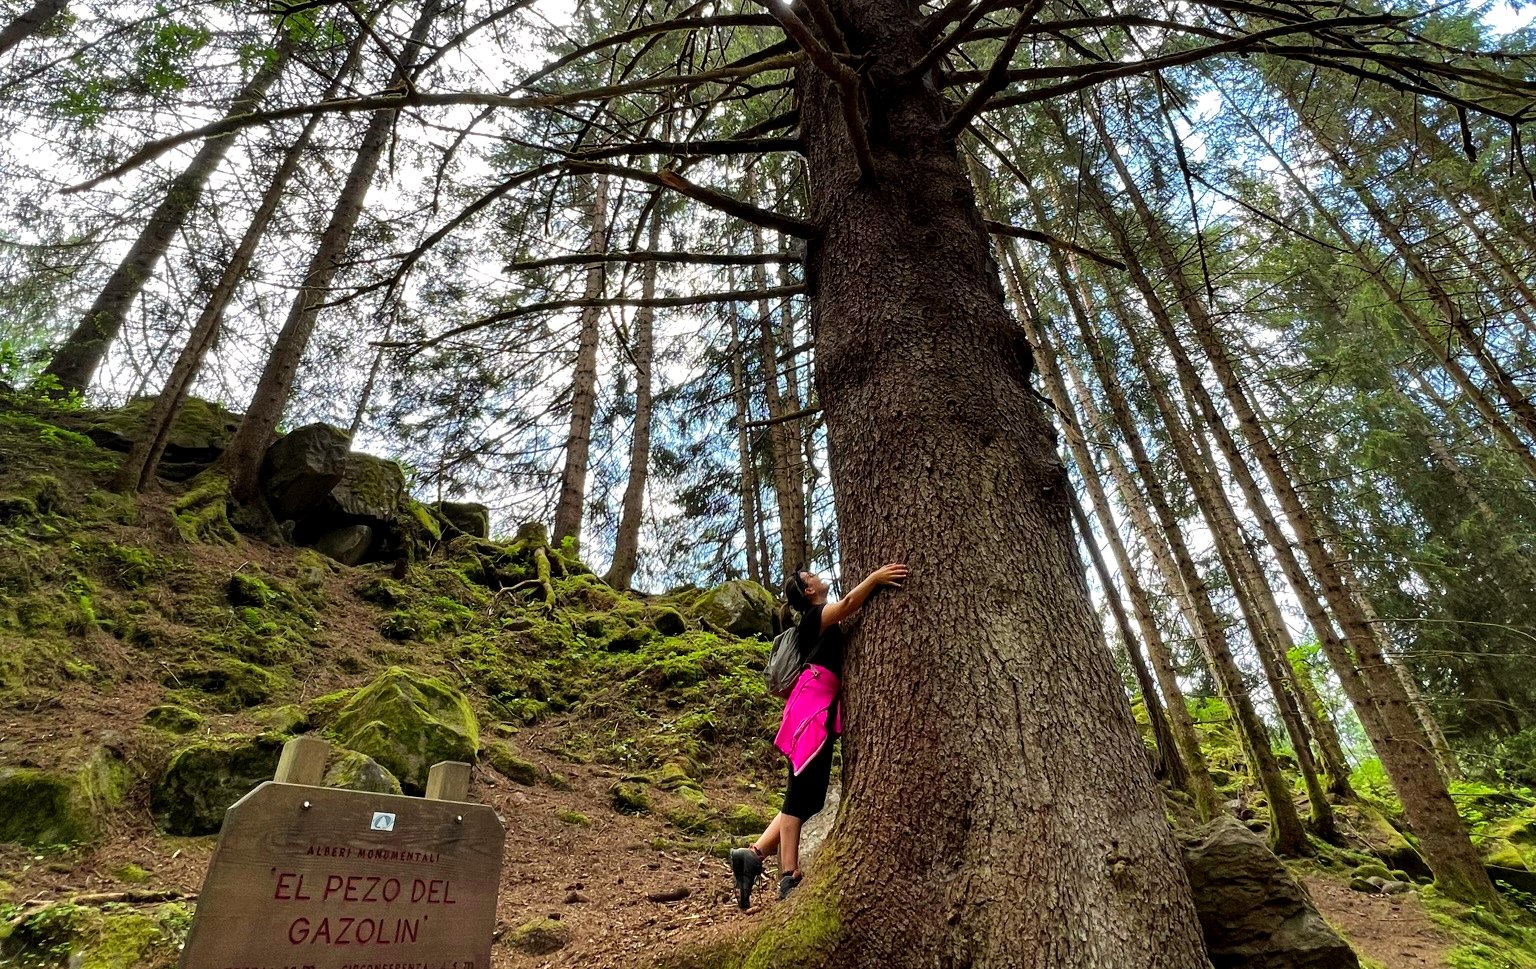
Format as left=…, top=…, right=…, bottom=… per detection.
left=729, top=561, right=908, bottom=908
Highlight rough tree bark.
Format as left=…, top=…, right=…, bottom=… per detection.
left=751, top=3, right=1209, bottom=965
left=605, top=202, right=661, bottom=591
left=110, top=26, right=371, bottom=494
left=552, top=171, right=610, bottom=549
left=0, top=0, right=66, bottom=55
left=42, top=31, right=294, bottom=395
left=222, top=3, right=440, bottom=505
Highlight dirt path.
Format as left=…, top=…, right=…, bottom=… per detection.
left=1304, top=875, right=1455, bottom=969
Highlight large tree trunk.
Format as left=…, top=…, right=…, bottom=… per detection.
left=0, top=0, right=66, bottom=55
left=42, top=31, right=294, bottom=395
left=223, top=4, right=439, bottom=504
left=110, top=26, right=370, bottom=495
left=776, top=7, right=1209, bottom=963
left=604, top=205, right=660, bottom=591
left=552, top=172, right=610, bottom=549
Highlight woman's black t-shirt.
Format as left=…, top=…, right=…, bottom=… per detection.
left=796, top=604, right=845, bottom=678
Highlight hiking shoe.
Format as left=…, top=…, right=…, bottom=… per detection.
left=778, top=872, right=801, bottom=900
left=729, top=848, right=763, bottom=909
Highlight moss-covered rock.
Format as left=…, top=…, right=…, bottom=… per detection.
left=164, top=658, right=283, bottom=711
left=142, top=704, right=203, bottom=734
left=151, top=734, right=284, bottom=835
left=170, top=474, right=237, bottom=545
left=1, top=902, right=184, bottom=969
left=611, top=781, right=651, bottom=815
left=253, top=704, right=310, bottom=735
left=691, top=580, right=775, bottom=639
left=649, top=607, right=688, bottom=636
left=665, top=805, right=712, bottom=834
left=486, top=741, right=539, bottom=786
left=437, top=500, right=490, bottom=539
left=508, top=917, right=571, bottom=955
left=724, top=804, right=769, bottom=836
left=227, top=571, right=275, bottom=607
left=329, top=667, right=479, bottom=794
left=323, top=750, right=403, bottom=795
left=0, top=768, right=97, bottom=846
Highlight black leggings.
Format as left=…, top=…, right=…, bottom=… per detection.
left=781, top=707, right=837, bottom=821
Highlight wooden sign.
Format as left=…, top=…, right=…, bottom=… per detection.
left=180, top=780, right=504, bottom=969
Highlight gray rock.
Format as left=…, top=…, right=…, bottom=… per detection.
left=438, top=501, right=491, bottom=539
left=329, top=453, right=405, bottom=523
left=311, top=524, right=374, bottom=565
left=1381, top=881, right=1413, bottom=895
left=262, top=423, right=350, bottom=521
left=151, top=735, right=284, bottom=836
left=324, top=750, right=403, bottom=796
left=1181, top=816, right=1359, bottom=969
left=691, top=580, right=775, bottom=639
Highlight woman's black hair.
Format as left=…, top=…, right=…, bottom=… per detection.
left=777, top=566, right=811, bottom=633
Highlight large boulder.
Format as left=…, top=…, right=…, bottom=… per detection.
left=1181, top=817, right=1359, bottom=969
left=329, top=667, right=479, bottom=794
left=81, top=396, right=242, bottom=469
left=328, top=453, right=405, bottom=523
left=691, top=580, right=775, bottom=639
left=324, top=749, right=403, bottom=796
left=151, top=734, right=284, bottom=836
left=0, top=749, right=129, bottom=847
left=261, top=423, right=350, bottom=522
left=437, top=500, right=491, bottom=539
left=311, top=524, right=374, bottom=566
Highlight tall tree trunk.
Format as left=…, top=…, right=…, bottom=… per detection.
left=42, top=32, right=294, bottom=395
left=774, top=3, right=1208, bottom=963
left=604, top=205, right=661, bottom=591
left=751, top=211, right=809, bottom=571
left=1073, top=261, right=1310, bottom=856
left=552, top=172, right=610, bottom=549
left=729, top=304, right=762, bottom=586
left=110, top=26, right=370, bottom=495
left=1068, top=489, right=1178, bottom=784
left=1145, top=193, right=1501, bottom=902
left=0, top=0, right=65, bottom=55
left=222, top=3, right=440, bottom=505
left=1081, top=119, right=1354, bottom=807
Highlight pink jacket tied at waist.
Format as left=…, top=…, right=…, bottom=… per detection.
left=774, top=664, right=842, bottom=776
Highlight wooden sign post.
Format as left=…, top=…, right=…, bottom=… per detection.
left=180, top=739, right=504, bottom=969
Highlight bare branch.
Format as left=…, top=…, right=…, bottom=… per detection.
left=984, top=220, right=1126, bottom=271
left=506, top=251, right=800, bottom=273
left=563, top=161, right=817, bottom=238
left=943, top=0, right=1045, bottom=138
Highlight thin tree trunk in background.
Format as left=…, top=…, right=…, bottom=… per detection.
left=552, top=171, right=610, bottom=549
left=0, top=0, right=67, bottom=57
left=729, top=304, right=762, bottom=586
left=1068, top=489, right=1178, bottom=783
left=223, top=3, right=440, bottom=505
left=605, top=203, right=661, bottom=591
left=42, top=32, right=294, bottom=395
left=1228, top=356, right=1498, bottom=902
left=751, top=207, right=809, bottom=571
left=778, top=259, right=818, bottom=563
left=1067, top=259, right=1308, bottom=854
left=110, top=26, right=370, bottom=494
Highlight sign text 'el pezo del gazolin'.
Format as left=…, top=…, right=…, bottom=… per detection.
left=180, top=738, right=505, bottom=969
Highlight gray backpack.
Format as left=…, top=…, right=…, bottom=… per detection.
left=765, top=623, right=820, bottom=697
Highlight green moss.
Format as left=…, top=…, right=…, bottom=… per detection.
left=323, top=750, right=403, bottom=795
left=1352, top=862, right=1393, bottom=881
left=101, top=543, right=160, bottom=589
left=611, top=781, right=651, bottom=815
left=740, top=873, right=843, bottom=969
left=557, top=810, right=590, bottom=826
left=487, top=741, right=539, bottom=785
left=725, top=804, right=769, bottom=836
left=170, top=475, right=236, bottom=545
left=665, top=805, right=712, bottom=834
left=151, top=734, right=285, bottom=835
left=305, top=690, right=355, bottom=728
left=227, top=571, right=274, bottom=607
left=0, top=768, right=96, bottom=845
left=508, top=917, right=571, bottom=955
left=79, top=910, right=168, bottom=969
left=112, top=864, right=151, bottom=884
left=656, top=761, right=700, bottom=792
left=164, top=658, right=283, bottom=711
left=329, top=667, right=479, bottom=794
left=360, top=578, right=407, bottom=606
left=253, top=704, right=309, bottom=735
left=406, top=500, right=443, bottom=542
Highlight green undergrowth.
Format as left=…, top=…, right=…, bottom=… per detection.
left=0, top=901, right=191, bottom=968
left=1422, top=888, right=1536, bottom=968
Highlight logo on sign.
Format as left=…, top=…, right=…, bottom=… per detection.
left=371, top=812, right=397, bottom=831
